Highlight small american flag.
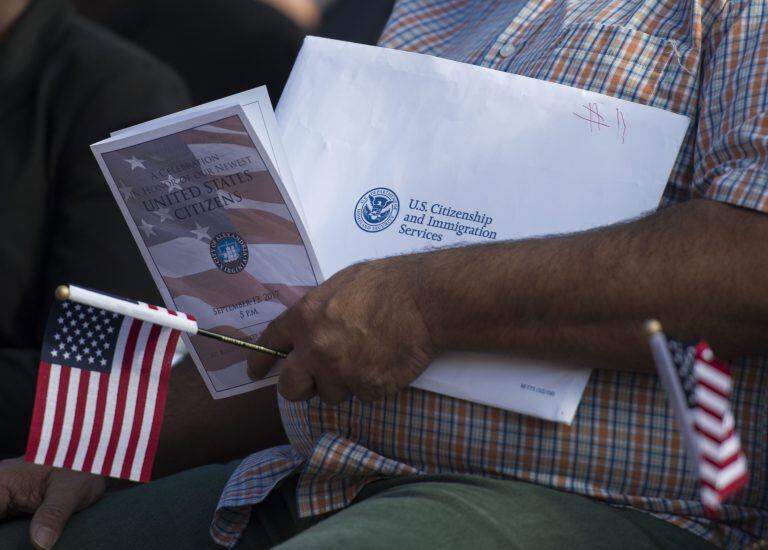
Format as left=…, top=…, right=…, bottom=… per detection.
left=652, top=330, right=749, bottom=517
left=25, top=297, right=183, bottom=482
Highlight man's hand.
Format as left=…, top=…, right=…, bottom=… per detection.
left=248, top=256, right=439, bottom=403
left=0, top=457, right=105, bottom=549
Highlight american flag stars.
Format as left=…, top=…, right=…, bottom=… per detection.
left=44, top=301, right=122, bottom=374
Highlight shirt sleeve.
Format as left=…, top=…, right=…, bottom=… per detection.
left=694, top=0, right=768, bottom=212
left=0, top=349, right=39, bottom=458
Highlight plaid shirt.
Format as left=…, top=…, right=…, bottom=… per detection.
left=212, top=1, right=768, bottom=547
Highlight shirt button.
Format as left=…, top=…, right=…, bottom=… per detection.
left=499, top=43, right=515, bottom=58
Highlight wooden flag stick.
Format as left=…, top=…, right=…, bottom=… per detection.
left=55, top=284, right=288, bottom=359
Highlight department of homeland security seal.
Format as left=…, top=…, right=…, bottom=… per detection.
left=354, top=187, right=400, bottom=233
left=210, top=232, right=249, bottom=274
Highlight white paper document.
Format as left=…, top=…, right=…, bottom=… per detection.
left=92, top=101, right=321, bottom=399
left=277, top=37, right=690, bottom=423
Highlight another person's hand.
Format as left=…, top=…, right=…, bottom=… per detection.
left=0, top=457, right=105, bottom=549
left=261, top=0, right=321, bottom=29
left=248, top=256, right=438, bottom=403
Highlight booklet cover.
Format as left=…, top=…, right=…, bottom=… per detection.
left=92, top=106, right=321, bottom=398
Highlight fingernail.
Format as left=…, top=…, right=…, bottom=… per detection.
left=32, top=526, right=57, bottom=549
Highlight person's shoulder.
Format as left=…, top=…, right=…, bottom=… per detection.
left=45, top=12, right=190, bottom=126
left=66, top=14, right=182, bottom=85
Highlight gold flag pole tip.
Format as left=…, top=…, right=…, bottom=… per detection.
left=55, top=285, right=71, bottom=301
left=644, top=319, right=662, bottom=335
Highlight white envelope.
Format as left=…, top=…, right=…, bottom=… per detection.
left=276, top=37, right=689, bottom=423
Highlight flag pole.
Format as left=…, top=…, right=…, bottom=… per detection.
left=644, top=319, right=700, bottom=470
left=195, top=328, right=287, bottom=359
left=55, top=285, right=288, bottom=359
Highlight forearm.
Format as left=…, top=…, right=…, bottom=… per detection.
left=416, top=199, right=768, bottom=370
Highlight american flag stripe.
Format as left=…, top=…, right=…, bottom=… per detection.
left=96, top=318, right=141, bottom=476
left=44, top=364, right=69, bottom=465
left=27, top=300, right=182, bottom=482
left=695, top=408, right=732, bottom=437
left=701, top=450, right=742, bottom=474
left=80, top=373, right=109, bottom=472
left=27, top=363, right=56, bottom=464
left=110, top=323, right=158, bottom=478
left=137, top=331, right=178, bottom=481
left=62, top=369, right=89, bottom=468
left=698, top=433, right=739, bottom=462
left=120, top=324, right=165, bottom=480
left=52, top=368, right=81, bottom=468
left=26, top=363, right=50, bottom=462
left=701, top=455, right=749, bottom=490
left=120, top=325, right=160, bottom=478
left=694, top=386, right=727, bottom=417
left=696, top=365, right=731, bottom=394
left=692, top=344, right=749, bottom=517
left=70, top=371, right=100, bottom=470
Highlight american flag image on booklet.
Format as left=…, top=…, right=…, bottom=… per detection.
left=91, top=103, right=320, bottom=400
left=645, top=321, right=749, bottom=517
left=25, top=285, right=285, bottom=482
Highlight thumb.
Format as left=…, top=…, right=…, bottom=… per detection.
left=248, top=312, right=294, bottom=381
left=29, top=474, right=93, bottom=549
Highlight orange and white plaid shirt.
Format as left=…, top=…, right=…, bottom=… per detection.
left=212, top=1, right=768, bottom=548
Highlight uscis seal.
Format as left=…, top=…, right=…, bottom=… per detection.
left=354, top=187, right=400, bottom=233
left=210, top=232, right=249, bottom=274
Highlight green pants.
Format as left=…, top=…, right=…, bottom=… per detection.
left=0, top=462, right=714, bottom=549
